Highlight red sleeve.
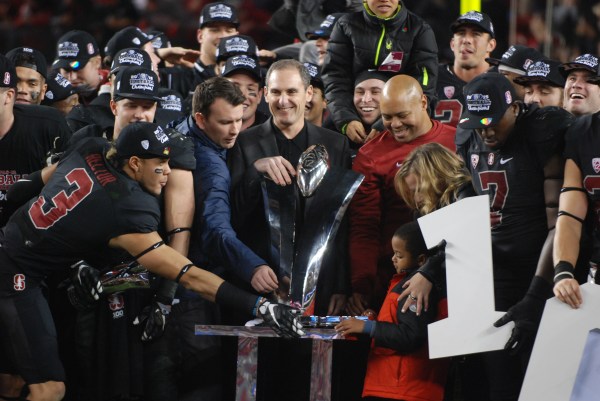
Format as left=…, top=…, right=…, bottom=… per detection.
left=349, top=152, right=382, bottom=298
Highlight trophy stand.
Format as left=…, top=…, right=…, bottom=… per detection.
left=195, top=145, right=364, bottom=400
left=194, top=325, right=341, bottom=401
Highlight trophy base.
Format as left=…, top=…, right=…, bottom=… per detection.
left=300, top=315, right=370, bottom=328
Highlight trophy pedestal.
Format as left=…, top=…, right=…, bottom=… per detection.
left=194, top=325, right=342, bottom=401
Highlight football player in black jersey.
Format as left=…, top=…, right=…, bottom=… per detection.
left=433, top=11, right=496, bottom=127
left=0, top=54, right=71, bottom=227
left=552, top=67, right=600, bottom=308
left=5, top=47, right=48, bottom=106
left=485, top=45, right=543, bottom=101
left=160, top=2, right=239, bottom=114
left=0, top=122, right=302, bottom=401
left=457, top=72, right=575, bottom=401
left=513, top=58, right=565, bottom=108
left=559, top=54, right=600, bottom=117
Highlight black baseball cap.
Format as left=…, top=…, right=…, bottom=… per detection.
left=354, top=69, right=390, bottom=87
left=53, top=30, right=100, bottom=71
left=155, top=88, right=184, bottom=127
left=513, top=59, right=565, bottom=88
left=305, top=13, right=344, bottom=40
left=458, top=72, right=516, bottom=129
left=221, top=55, right=261, bottom=82
left=113, top=67, right=160, bottom=102
left=559, top=53, right=599, bottom=78
left=146, top=30, right=171, bottom=50
left=42, top=71, right=79, bottom=103
left=5, top=47, right=48, bottom=79
left=486, top=45, right=542, bottom=74
left=199, top=2, right=239, bottom=29
left=216, top=35, right=258, bottom=63
left=110, top=48, right=153, bottom=75
left=303, top=62, right=324, bottom=91
left=451, top=11, right=495, bottom=38
left=104, top=26, right=152, bottom=61
left=0, top=54, right=17, bottom=88
left=116, top=122, right=171, bottom=159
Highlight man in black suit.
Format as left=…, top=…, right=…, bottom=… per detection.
left=228, top=58, right=355, bottom=401
left=229, top=58, right=351, bottom=316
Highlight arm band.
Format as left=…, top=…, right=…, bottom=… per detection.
left=166, top=227, right=191, bottom=237
left=175, top=263, right=193, bottom=283
left=557, top=210, right=585, bottom=224
left=554, top=261, right=575, bottom=283
left=560, top=187, right=587, bottom=194
left=133, top=240, right=165, bottom=260
left=215, top=281, right=262, bottom=316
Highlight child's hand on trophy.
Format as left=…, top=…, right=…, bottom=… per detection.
left=335, top=317, right=365, bottom=338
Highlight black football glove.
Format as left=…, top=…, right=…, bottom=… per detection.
left=257, top=300, right=305, bottom=339
left=66, top=260, right=103, bottom=311
left=493, top=276, right=553, bottom=355
left=133, top=301, right=171, bottom=342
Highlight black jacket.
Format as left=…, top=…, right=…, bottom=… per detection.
left=322, top=1, right=438, bottom=131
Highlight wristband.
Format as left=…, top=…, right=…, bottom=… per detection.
left=215, top=281, right=261, bottom=316
left=554, top=261, right=575, bottom=283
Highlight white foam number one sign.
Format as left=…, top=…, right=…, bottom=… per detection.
left=417, top=195, right=513, bottom=359
left=519, top=283, right=600, bottom=401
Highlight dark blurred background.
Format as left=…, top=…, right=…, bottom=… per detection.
left=1, top=0, right=599, bottom=65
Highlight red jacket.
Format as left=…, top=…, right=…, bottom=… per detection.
left=363, top=273, right=449, bottom=401
left=349, top=120, right=456, bottom=307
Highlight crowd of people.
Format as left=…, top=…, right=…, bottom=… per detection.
left=1, top=1, right=599, bottom=401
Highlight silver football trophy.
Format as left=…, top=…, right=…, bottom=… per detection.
left=261, top=144, right=364, bottom=326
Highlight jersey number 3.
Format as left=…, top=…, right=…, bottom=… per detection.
left=29, top=168, right=93, bottom=229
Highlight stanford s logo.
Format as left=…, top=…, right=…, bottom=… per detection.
left=13, top=274, right=25, bottom=291
left=444, top=86, right=455, bottom=99
left=108, top=294, right=124, bottom=311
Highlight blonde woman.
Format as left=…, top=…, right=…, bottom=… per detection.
left=394, top=142, right=474, bottom=314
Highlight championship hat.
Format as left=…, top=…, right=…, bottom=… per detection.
left=43, top=71, right=78, bottom=103
left=116, top=122, right=171, bottom=159
left=303, top=62, right=324, bottom=91
left=450, top=11, right=495, bottom=38
left=305, top=13, right=344, bottom=40
left=559, top=53, right=599, bottom=78
left=513, top=59, right=565, bottom=88
left=146, top=30, right=171, bottom=50
left=5, top=47, right=48, bottom=79
left=104, top=26, right=152, bottom=61
left=221, top=55, right=261, bottom=82
left=458, top=72, right=516, bottom=129
left=154, top=88, right=184, bottom=127
left=110, top=48, right=153, bottom=75
left=486, top=45, right=543, bottom=74
left=199, top=2, right=239, bottom=28
left=0, top=54, right=17, bottom=88
left=53, top=30, right=100, bottom=71
left=354, top=69, right=390, bottom=87
left=216, top=35, right=259, bottom=63
left=113, top=67, right=160, bottom=102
